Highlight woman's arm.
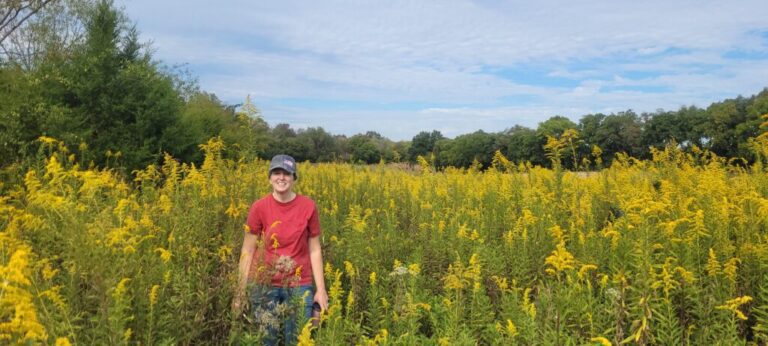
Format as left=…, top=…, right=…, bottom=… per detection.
left=233, top=231, right=259, bottom=313
left=309, top=235, right=328, bottom=311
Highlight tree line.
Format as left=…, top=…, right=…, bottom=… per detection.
left=2, top=0, right=767, bottom=176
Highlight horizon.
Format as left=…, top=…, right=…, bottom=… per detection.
left=118, top=0, right=768, bottom=141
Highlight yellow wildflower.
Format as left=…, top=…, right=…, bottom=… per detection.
left=55, top=337, right=72, bottom=346
left=723, top=258, right=740, bottom=283
left=149, top=285, right=160, bottom=309
left=716, top=295, right=752, bottom=320
left=296, top=321, right=315, bottom=346
left=545, top=241, right=576, bottom=275
left=408, top=263, right=421, bottom=276
left=346, top=290, right=355, bottom=315
left=590, top=336, right=612, bottom=346
left=706, top=248, right=721, bottom=277
left=344, top=260, right=356, bottom=278
left=217, top=245, right=232, bottom=263
left=124, top=328, right=132, bottom=343
left=578, top=264, right=597, bottom=280
left=506, top=319, right=518, bottom=337
left=522, top=287, right=536, bottom=319
left=155, top=248, right=172, bottom=263
left=295, top=265, right=303, bottom=279
left=491, top=275, right=509, bottom=292
left=271, top=233, right=280, bottom=250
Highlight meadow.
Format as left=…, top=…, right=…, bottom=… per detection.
left=2, top=137, right=768, bottom=345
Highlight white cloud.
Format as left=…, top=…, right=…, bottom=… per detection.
left=117, top=0, right=768, bottom=140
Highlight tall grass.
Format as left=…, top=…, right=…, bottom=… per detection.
left=2, top=137, right=768, bottom=345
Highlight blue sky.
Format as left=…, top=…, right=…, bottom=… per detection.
left=118, top=0, right=768, bottom=140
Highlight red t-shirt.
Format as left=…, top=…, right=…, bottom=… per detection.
left=246, top=194, right=321, bottom=286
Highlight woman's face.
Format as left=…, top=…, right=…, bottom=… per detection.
left=269, top=168, right=295, bottom=194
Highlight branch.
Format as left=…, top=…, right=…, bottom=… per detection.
left=0, top=0, right=56, bottom=45
left=0, top=8, right=20, bottom=28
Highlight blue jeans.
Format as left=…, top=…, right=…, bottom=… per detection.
left=251, top=285, right=314, bottom=346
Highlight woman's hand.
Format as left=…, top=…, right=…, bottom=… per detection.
left=232, top=291, right=245, bottom=314
left=314, top=288, right=329, bottom=311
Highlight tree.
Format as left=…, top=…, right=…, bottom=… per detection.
left=641, top=110, right=684, bottom=150
left=676, top=106, right=709, bottom=148
left=46, top=0, right=182, bottom=171
left=267, top=123, right=307, bottom=160
left=0, top=65, right=48, bottom=166
left=432, top=138, right=453, bottom=168
left=296, top=127, right=339, bottom=162
left=347, top=134, right=381, bottom=164
left=163, top=92, right=229, bottom=163
left=704, top=97, right=749, bottom=158
left=0, top=0, right=57, bottom=47
left=593, top=111, right=643, bottom=162
left=1, top=0, right=91, bottom=69
left=407, top=130, right=443, bottom=162
left=444, top=130, right=498, bottom=168
left=272, top=123, right=297, bottom=138
left=499, top=125, right=541, bottom=165
left=536, top=116, right=578, bottom=167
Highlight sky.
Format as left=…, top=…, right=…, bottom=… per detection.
left=117, top=0, right=768, bottom=141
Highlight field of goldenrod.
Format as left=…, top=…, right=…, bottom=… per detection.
left=2, top=137, right=768, bottom=345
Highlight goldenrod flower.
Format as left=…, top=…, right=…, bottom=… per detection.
left=270, top=233, right=280, bottom=250
left=296, top=321, right=314, bottom=346
left=407, top=263, right=421, bottom=276
left=506, top=319, right=518, bottom=336
left=545, top=241, right=576, bottom=275
left=155, top=248, right=172, bottom=263
left=149, top=285, right=160, bottom=309
left=706, top=248, right=721, bottom=277
left=344, top=260, right=356, bottom=278
left=123, top=328, right=132, bottom=343
left=723, top=258, right=740, bottom=283
left=590, top=336, right=612, bottom=346
left=578, top=264, right=597, bottom=280
left=716, top=296, right=752, bottom=320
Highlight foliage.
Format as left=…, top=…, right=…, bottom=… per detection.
left=407, top=130, right=444, bottom=163
left=2, top=137, right=768, bottom=344
left=347, top=134, right=381, bottom=164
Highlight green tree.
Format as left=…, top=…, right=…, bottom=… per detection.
left=444, top=130, right=498, bottom=168
left=296, top=127, right=339, bottom=162
left=0, top=0, right=57, bottom=48
left=677, top=105, right=709, bottom=148
left=536, top=116, right=578, bottom=168
left=406, top=130, right=444, bottom=162
left=33, top=0, right=184, bottom=172
left=641, top=110, right=684, bottom=150
left=432, top=137, right=453, bottom=168
left=163, top=92, right=229, bottom=163
left=164, top=93, right=269, bottom=163
left=0, top=65, right=51, bottom=166
left=592, top=111, right=643, bottom=162
left=499, top=125, right=541, bottom=165
left=221, top=96, right=269, bottom=160
left=347, top=134, right=381, bottom=164
left=1, top=0, right=91, bottom=69
left=704, top=96, right=755, bottom=158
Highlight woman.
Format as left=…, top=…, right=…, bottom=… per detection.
left=234, top=154, right=328, bottom=345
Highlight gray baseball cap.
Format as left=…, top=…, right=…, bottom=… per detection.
left=268, top=154, right=297, bottom=179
